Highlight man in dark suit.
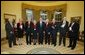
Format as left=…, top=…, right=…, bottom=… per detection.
left=37, top=18, right=45, bottom=44
left=25, top=20, right=31, bottom=45
left=55, top=19, right=62, bottom=45
left=5, top=19, right=16, bottom=48
left=51, top=18, right=57, bottom=46
left=68, top=19, right=79, bottom=50
left=59, top=17, right=69, bottom=46
left=45, top=19, right=51, bottom=45
left=30, top=20, right=34, bottom=44
left=56, top=20, right=62, bottom=33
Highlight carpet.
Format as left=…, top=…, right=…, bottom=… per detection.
left=27, top=47, right=61, bottom=54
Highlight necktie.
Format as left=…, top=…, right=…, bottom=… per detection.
left=40, top=22, right=42, bottom=28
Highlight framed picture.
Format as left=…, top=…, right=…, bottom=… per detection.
left=4, top=13, right=16, bottom=23
left=71, top=16, right=81, bottom=24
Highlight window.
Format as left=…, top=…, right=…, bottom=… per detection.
left=54, top=9, right=62, bottom=21
left=26, top=9, right=33, bottom=21
left=40, top=10, right=47, bottom=22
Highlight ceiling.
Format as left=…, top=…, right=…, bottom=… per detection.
left=22, top=1, right=67, bottom=6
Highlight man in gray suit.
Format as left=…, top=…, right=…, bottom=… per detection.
left=5, top=19, right=16, bottom=48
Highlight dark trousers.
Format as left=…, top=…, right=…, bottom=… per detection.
left=14, top=35, right=16, bottom=45
left=51, top=33, right=57, bottom=46
left=29, top=32, right=34, bottom=44
left=14, top=33, right=17, bottom=44
left=59, top=33, right=66, bottom=46
left=39, top=34, right=43, bottom=44
left=45, top=33, right=50, bottom=45
left=69, top=38, right=77, bottom=48
left=8, top=34, right=16, bottom=47
left=33, top=33, right=37, bottom=45
left=26, top=33, right=31, bottom=45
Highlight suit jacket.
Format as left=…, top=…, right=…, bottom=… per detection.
left=68, top=22, right=79, bottom=39
left=45, top=22, right=51, bottom=35
left=13, top=27, right=17, bottom=37
left=56, top=21, right=62, bottom=32
left=51, top=22, right=57, bottom=36
left=5, top=22, right=14, bottom=38
left=37, top=21, right=45, bottom=34
left=30, top=21, right=34, bottom=33
left=17, top=22, right=24, bottom=38
left=25, top=21, right=31, bottom=35
left=60, top=21, right=69, bottom=34
left=32, top=23, right=37, bottom=39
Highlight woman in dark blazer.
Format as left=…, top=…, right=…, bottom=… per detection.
left=33, top=20, right=37, bottom=45
left=17, top=20, right=24, bottom=45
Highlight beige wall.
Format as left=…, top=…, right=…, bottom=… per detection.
left=1, top=1, right=84, bottom=38
left=1, top=1, right=22, bottom=38
left=66, top=1, right=84, bottom=32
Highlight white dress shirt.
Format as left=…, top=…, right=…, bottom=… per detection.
left=61, top=20, right=66, bottom=28
left=69, top=22, right=74, bottom=31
